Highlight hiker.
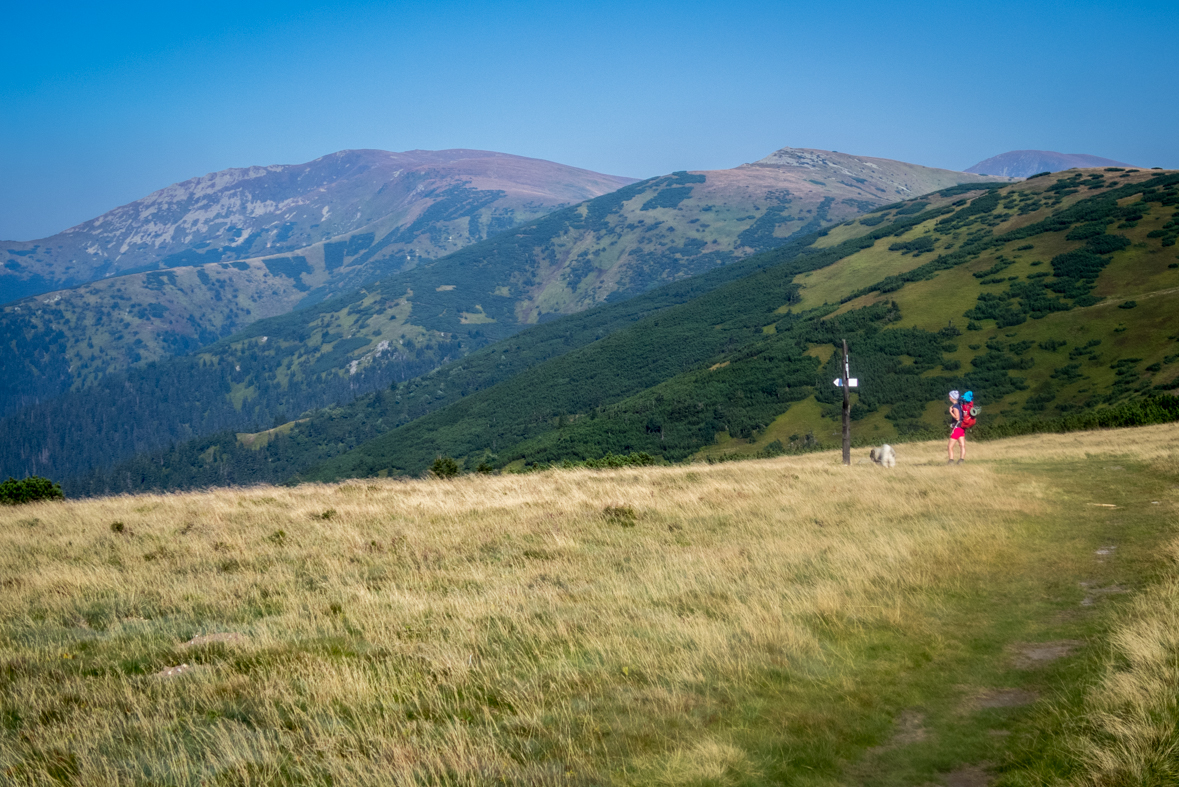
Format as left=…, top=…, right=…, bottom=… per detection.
left=947, top=390, right=966, bottom=464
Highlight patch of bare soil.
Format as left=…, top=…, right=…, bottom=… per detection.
left=966, top=688, right=1038, bottom=710
left=890, top=709, right=929, bottom=745
left=1080, top=581, right=1128, bottom=606
left=847, top=709, right=929, bottom=779
left=1009, top=640, right=1083, bottom=669
left=943, top=764, right=993, bottom=787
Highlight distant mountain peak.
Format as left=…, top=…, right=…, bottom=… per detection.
left=966, top=150, right=1138, bottom=179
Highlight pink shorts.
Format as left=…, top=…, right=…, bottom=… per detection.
left=951, top=428, right=965, bottom=440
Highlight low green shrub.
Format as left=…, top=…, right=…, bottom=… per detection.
left=430, top=456, right=460, bottom=479
left=584, top=452, right=656, bottom=469
left=0, top=476, right=64, bottom=505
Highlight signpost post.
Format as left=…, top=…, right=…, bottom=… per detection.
left=831, top=339, right=858, bottom=466
left=840, top=339, right=850, bottom=465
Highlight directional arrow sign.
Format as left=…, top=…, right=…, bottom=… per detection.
left=833, top=378, right=859, bottom=387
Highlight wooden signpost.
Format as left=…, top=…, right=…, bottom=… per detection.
left=832, top=339, right=857, bottom=466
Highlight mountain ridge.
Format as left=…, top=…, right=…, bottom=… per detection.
left=1, top=148, right=636, bottom=303
left=90, top=167, right=1177, bottom=489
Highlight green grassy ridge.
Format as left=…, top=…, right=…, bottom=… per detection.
left=305, top=170, right=1179, bottom=477
left=535, top=175, right=1179, bottom=464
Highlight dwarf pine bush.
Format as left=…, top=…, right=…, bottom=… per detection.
left=0, top=476, right=64, bottom=505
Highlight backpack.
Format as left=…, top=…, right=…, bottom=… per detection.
left=960, top=404, right=978, bottom=429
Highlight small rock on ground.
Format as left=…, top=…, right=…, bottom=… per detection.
left=1009, top=640, right=1083, bottom=669
left=155, top=663, right=195, bottom=679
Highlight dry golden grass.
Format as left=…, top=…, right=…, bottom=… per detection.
left=2, top=424, right=1178, bottom=785
left=1066, top=533, right=1179, bottom=786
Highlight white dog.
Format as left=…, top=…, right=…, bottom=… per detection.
left=869, top=444, right=896, bottom=468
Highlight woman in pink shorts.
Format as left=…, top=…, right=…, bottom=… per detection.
left=947, top=390, right=966, bottom=465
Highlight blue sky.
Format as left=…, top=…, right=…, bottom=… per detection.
left=3, top=0, right=1177, bottom=240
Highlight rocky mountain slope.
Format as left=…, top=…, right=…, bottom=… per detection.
left=1, top=148, right=635, bottom=303
left=0, top=148, right=1003, bottom=480
left=966, top=150, right=1138, bottom=178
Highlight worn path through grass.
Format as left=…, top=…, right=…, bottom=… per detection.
left=1, top=426, right=1177, bottom=785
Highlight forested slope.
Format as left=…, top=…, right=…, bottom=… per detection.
left=63, top=244, right=814, bottom=493
left=307, top=168, right=1179, bottom=477
left=3, top=146, right=996, bottom=415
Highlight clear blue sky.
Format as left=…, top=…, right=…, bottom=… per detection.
left=3, top=0, right=1177, bottom=240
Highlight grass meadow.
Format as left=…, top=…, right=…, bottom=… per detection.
left=2, top=425, right=1179, bottom=785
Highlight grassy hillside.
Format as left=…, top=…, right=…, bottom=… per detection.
left=3, top=426, right=1178, bottom=784
left=2, top=152, right=997, bottom=483
left=304, top=168, right=1179, bottom=479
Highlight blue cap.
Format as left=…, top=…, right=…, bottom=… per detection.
left=963, top=391, right=973, bottom=402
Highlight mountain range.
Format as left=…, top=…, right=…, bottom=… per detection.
left=0, top=146, right=1005, bottom=481
left=63, top=165, right=1179, bottom=492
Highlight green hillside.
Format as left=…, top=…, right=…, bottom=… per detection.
left=304, top=167, right=1179, bottom=479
